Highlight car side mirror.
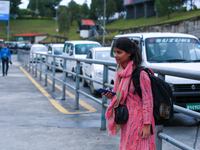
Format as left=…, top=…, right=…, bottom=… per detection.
left=69, top=50, right=73, bottom=56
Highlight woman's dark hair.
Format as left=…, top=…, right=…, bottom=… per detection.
left=114, top=37, right=142, bottom=69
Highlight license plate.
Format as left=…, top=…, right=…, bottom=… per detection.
left=186, top=103, right=200, bottom=111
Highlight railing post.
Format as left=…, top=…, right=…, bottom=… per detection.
left=39, top=54, right=42, bottom=81
left=32, top=52, right=34, bottom=74
left=62, top=59, right=66, bottom=100
left=52, top=56, right=56, bottom=92
left=28, top=51, right=31, bottom=72
left=101, top=65, right=108, bottom=131
left=35, top=53, right=37, bottom=78
left=25, top=51, right=28, bottom=70
left=155, top=125, right=163, bottom=150
left=45, top=56, right=48, bottom=86
left=75, top=60, right=80, bottom=110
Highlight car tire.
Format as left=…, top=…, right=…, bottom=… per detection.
left=90, top=81, right=97, bottom=95
left=82, top=78, right=88, bottom=87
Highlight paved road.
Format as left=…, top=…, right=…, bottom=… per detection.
left=0, top=54, right=199, bottom=150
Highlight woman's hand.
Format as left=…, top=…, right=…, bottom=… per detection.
left=140, top=124, right=151, bottom=139
left=101, top=89, right=113, bottom=98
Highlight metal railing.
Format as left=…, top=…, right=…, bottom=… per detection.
left=18, top=50, right=200, bottom=150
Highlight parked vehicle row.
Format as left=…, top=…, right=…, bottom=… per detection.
left=29, top=33, right=200, bottom=111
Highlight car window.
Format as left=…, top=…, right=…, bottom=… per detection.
left=54, top=46, right=63, bottom=55
left=48, top=46, right=52, bottom=54
left=145, top=37, right=200, bottom=62
left=63, top=44, right=72, bottom=53
left=95, top=51, right=110, bottom=60
left=75, top=44, right=100, bottom=55
left=66, top=44, right=72, bottom=54
left=110, top=38, right=140, bottom=57
left=86, top=51, right=92, bottom=59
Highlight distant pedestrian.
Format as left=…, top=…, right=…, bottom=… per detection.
left=102, top=37, right=156, bottom=150
left=0, top=44, right=11, bottom=76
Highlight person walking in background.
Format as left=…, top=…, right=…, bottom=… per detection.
left=0, top=44, right=11, bottom=76
left=102, top=37, right=156, bottom=150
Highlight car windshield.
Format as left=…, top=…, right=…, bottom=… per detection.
left=32, top=47, right=47, bottom=52
left=95, top=51, right=110, bottom=60
left=54, top=46, right=63, bottom=55
left=145, top=37, right=200, bottom=62
left=75, top=44, right=100, bottom=55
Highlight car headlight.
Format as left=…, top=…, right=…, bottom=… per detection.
left=96, top=70, right=103, bottom=78
left=169, top=83, right=175, bottom=92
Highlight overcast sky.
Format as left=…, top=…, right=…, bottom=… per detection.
left=19, top=0, right=92, bottom=9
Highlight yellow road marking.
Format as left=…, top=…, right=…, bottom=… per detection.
left=20, top=66, right=97, bottom=114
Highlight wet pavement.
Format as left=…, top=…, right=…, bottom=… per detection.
left=0, top=55, right=199, bottom=150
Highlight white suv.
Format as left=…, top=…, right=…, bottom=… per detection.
left=47, top=44, right=64, bottom=71
left=30, top=44, right=47, bottom=63
left=108, top=33, right=200, bottom=111
left=62, top=40, right=101, bottom=80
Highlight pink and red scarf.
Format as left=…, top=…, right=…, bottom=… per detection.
left=105, top=61, right=134, bottom=135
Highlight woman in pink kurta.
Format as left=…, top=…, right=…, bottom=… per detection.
left=103, top=37, right=156, bottom=150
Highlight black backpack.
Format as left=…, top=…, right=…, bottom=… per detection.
left=131, top=67, right=174, bottom=125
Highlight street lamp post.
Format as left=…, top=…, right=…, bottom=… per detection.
left=102, top=0, right=106, bottom=47
left=55, top=6, right=58, bottom=43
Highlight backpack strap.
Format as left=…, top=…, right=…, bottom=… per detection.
left=132, top=67, right=143, bottom=98
left=132, top=67, right=153, bottom=98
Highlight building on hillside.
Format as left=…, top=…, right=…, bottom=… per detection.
left=124, top=0, right=156, bottom=20
left=13, top=33, right=49, bottom=43
left=80, top=19, right=98, bottom=39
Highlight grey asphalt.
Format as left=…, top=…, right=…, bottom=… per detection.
left=0, top=55, right=199, bottom=150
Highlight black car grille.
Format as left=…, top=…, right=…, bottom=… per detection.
left=175, top=96, right=200, bottom=103
left=174, top=84, right=200, bottom=92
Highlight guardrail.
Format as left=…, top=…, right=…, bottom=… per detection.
left=17, top=50, right=200, bottom=150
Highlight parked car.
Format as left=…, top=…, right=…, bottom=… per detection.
left=108, top=32, right=200, bottom=111
left=17, top=42, right=26, bottom=48
left=62, top=40, right=101, bottom=80
left=30, top=44, right=47, bottom=63
left=82, top=47, right=111, bottom=95
left=47, top=44, right=64, bottom=71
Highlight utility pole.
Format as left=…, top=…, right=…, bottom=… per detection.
left=55, top=6, right=58, bottom=43
left=36, top=0, right=38, bottom=15
left=102, top=0, right=106, bottom=47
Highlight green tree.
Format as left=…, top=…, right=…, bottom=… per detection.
left=28, top=0, right=61, bottom=17
left=80, top=3, right=89, bottom=17
left=9, top=0, right=22, bottom=15
left=115, top=0, right=125, bottom=18
left=106, top=0, right=117, bottom=23
left=89, top=0, right=103, bottom=20
left=58, top=6, right=71, bottom=37
left=155, top=0, right=183, bottom=19
left=68, top=0, right=80, bottom=26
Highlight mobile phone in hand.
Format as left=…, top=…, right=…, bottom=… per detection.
left=97, top=88, right=116, bottom=95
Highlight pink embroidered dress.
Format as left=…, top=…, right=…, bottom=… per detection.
left=105, top=61, right=156, bottom=150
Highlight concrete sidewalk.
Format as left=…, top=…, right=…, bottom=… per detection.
left=0, top=55, right=121, bottom=150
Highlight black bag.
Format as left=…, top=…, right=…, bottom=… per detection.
left=132, top=67, right=174, bottom=125
left=115, top=103, right=129, bottom=125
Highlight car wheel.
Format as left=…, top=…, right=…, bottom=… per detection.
left=90, top=81, right=97, bottom=95
left=82, top=78, right=88, bottom=87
